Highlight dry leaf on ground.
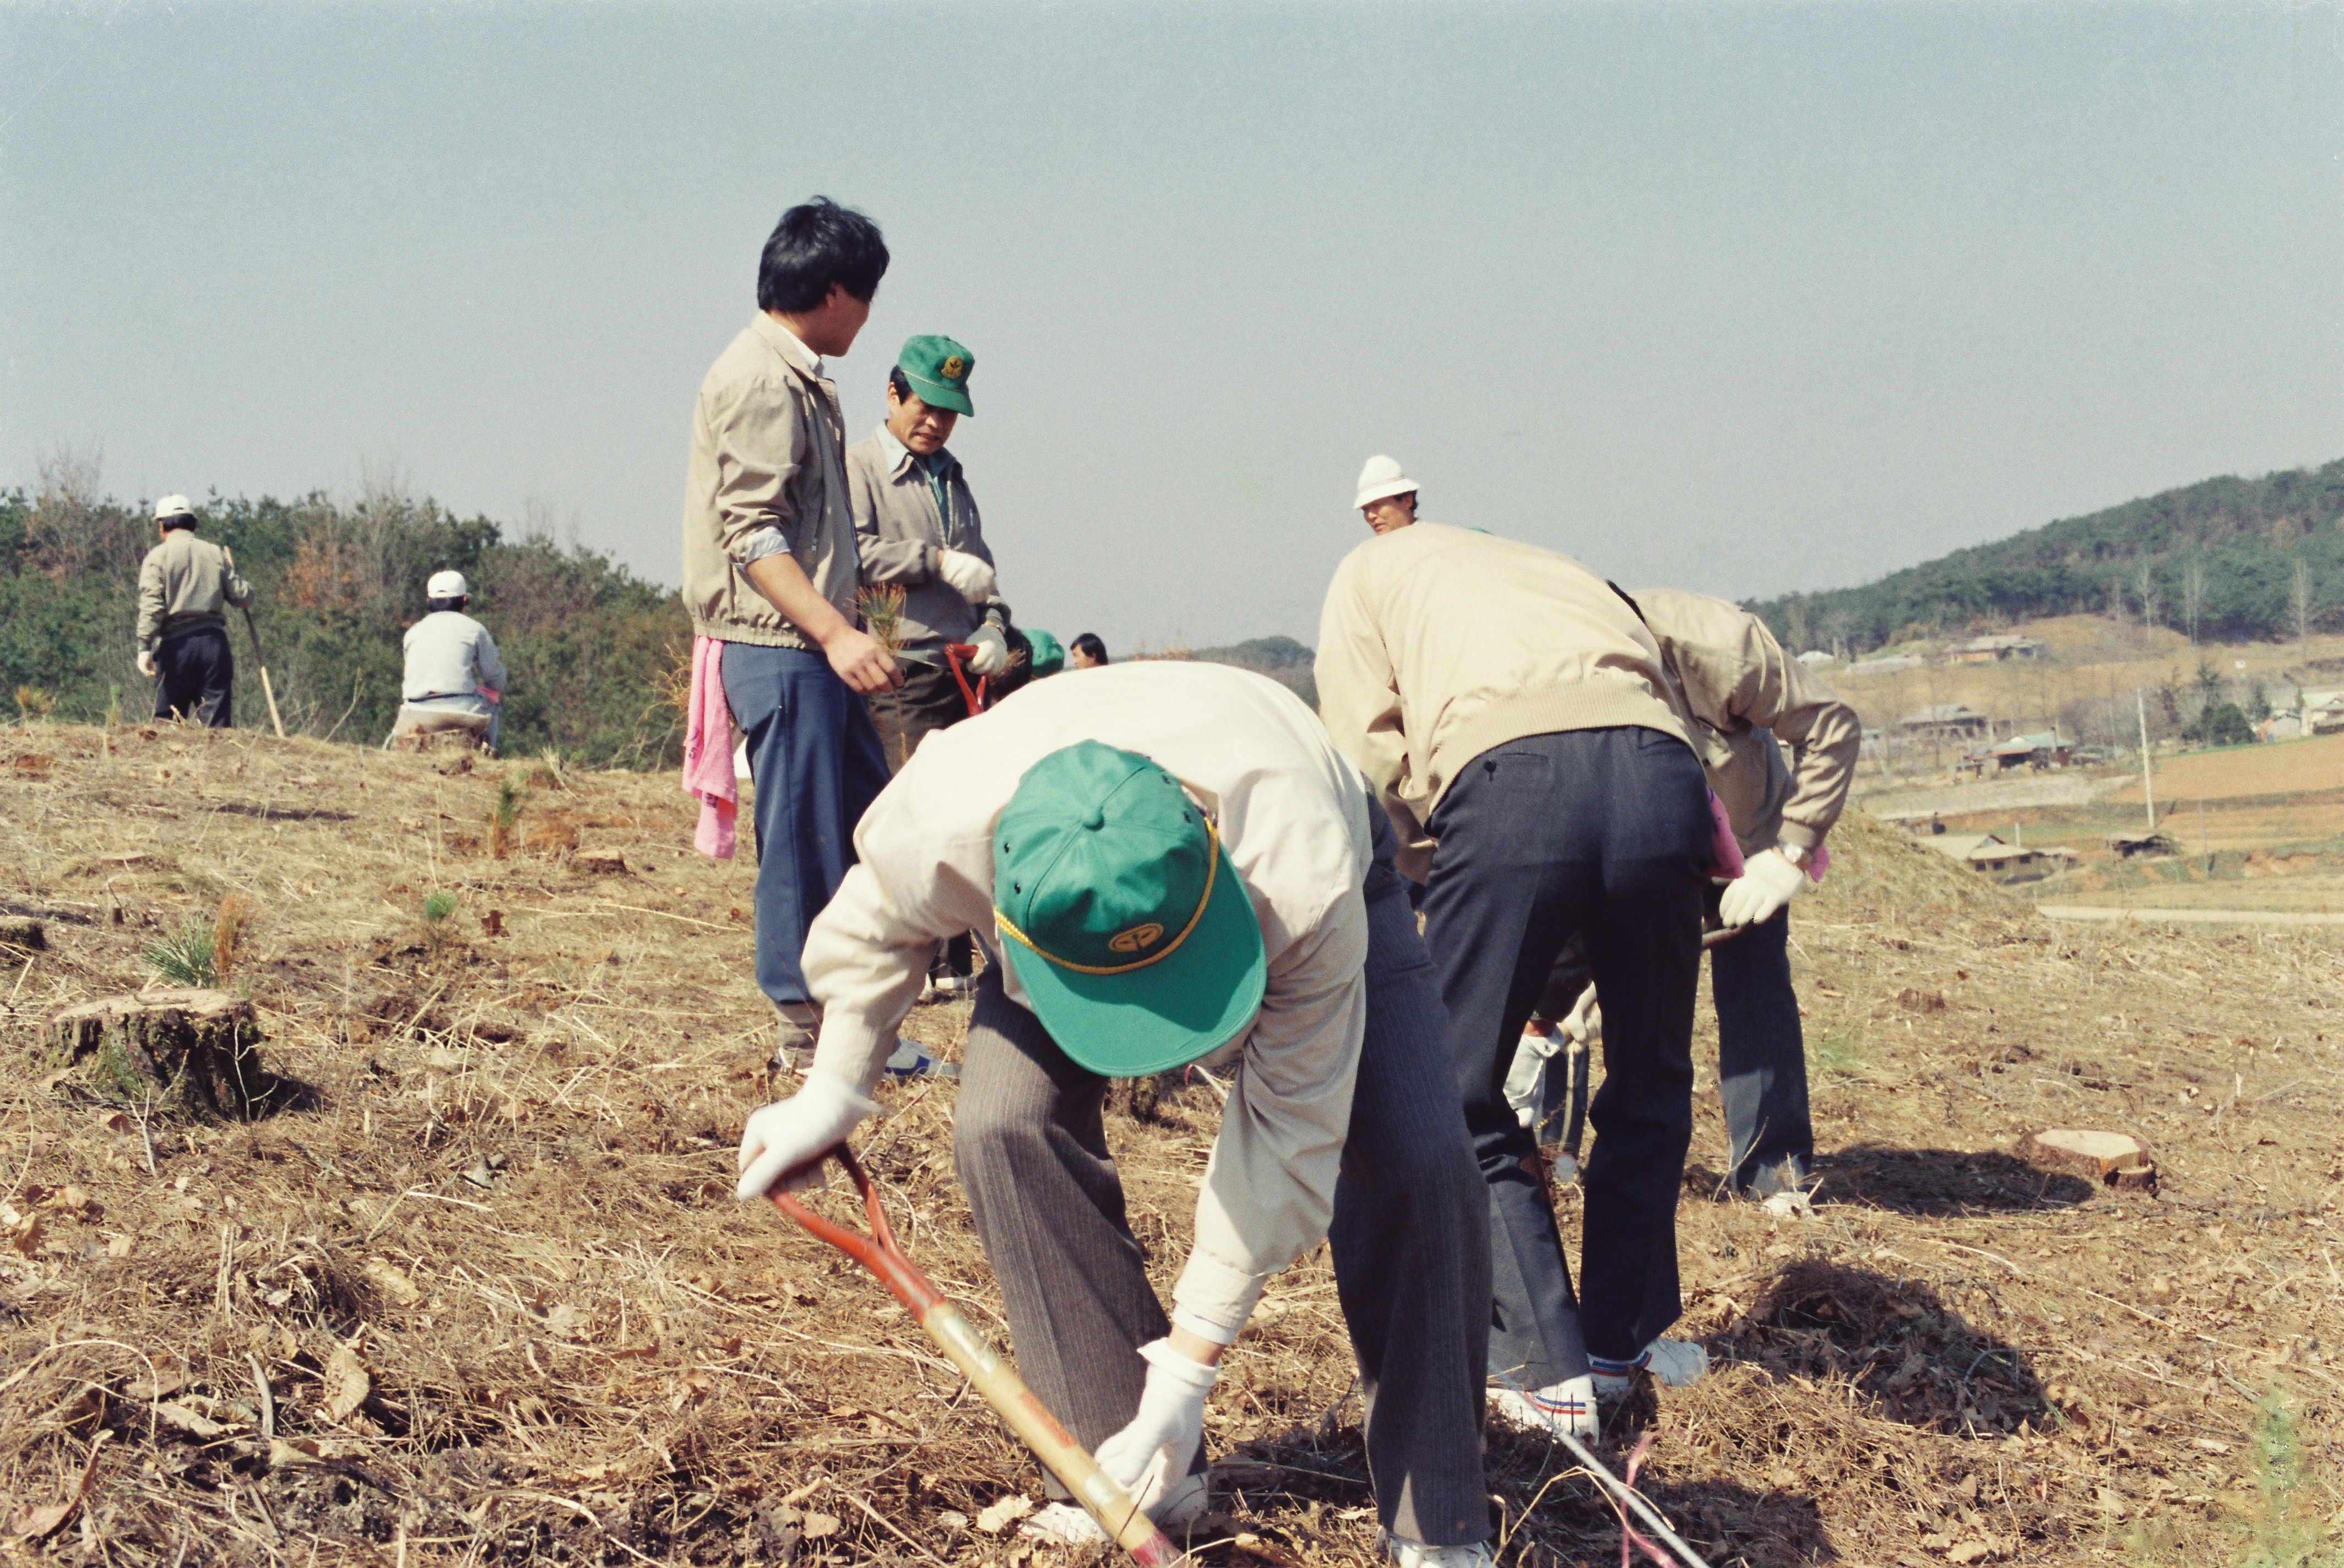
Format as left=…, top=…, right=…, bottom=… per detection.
left=975, top=1495, right=1033, bottom=1534
left=323, top=1344, right=371, bottom=1421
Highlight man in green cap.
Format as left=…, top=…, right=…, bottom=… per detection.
left=847, top=334, right=1022, bottom=1002
left=847, top=334, right=1016, bottom=758
left=733, top=661, right=1498, bottom=1568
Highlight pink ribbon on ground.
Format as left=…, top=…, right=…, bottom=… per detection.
left=681, top=636, right=738, bottom=859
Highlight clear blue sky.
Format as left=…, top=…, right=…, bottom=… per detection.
left=6, top=3, right=2338, bottom=650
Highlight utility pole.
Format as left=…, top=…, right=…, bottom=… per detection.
left=2136, top=690, right=2155, bottom=830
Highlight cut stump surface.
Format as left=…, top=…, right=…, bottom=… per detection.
left=41, top=989, right=271, bottom=1122
left=2020, top=1128, right=2157, bottom=1191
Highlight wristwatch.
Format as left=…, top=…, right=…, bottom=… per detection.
left=1776, top=842, right=1811, bottom=869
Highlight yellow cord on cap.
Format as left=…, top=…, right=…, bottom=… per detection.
left=994, top=817, right=1222, bottom=977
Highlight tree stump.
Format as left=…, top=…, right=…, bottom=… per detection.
left=2019, top=1128, right=2157, bottom=1192
left=41, top=989, right=270, bottom=1122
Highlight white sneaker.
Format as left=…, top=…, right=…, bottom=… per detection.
left=1485, top=1374, right=1598, bottom=1440
left=1589, top=1338, right=1709, bottom=1397
left=1017, top=1472, right=1207, bottom=1546
left=1379, top=1528, right=1497, bottom=1567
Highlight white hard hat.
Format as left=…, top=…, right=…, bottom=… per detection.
left=427, top=569, right=469, bottom=599
left=153, top=494, right=196, bottom=522
left=1353, top=455, right=1417, bottom=510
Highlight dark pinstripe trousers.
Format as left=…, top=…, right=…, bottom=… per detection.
left=953, top=819, right=1494, bottom=1546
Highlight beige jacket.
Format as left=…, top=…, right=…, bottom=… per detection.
left=680, top=316, right=859, bottom=649
left=136, top=530, right=251, bottom=651
left=1316, top=522, right=1689, bottom=843
left=845, top=426, right=1008, bottom=660
left=1630, top=588, right=1861, bottom=855
left=802, top=661, right=1374, bottom=1344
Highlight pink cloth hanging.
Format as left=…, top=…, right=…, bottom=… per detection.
left=682, top=636, right=739, bottom=859
left=1705, top=791, right=1745, bottom=881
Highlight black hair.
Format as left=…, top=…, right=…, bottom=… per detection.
left=1071, top=632, right=1109, bottom=665
left=160, top=513, right=197, bottom=531
left=757, top=197, right=889, bottom=313
left=426, top=595, right=467, bottom=614
left=887, top=366, right=913, bottom=403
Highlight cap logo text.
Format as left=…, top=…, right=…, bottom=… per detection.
left=1108, top=923, right=1164, bottom=954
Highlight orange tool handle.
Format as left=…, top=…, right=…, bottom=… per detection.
left=771, top=1148, right=1184, bottom=1567
left=942, top=643, right=989, bottom=717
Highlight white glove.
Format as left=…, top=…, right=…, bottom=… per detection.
left=135, top=649, right=157, bottom=677
left=1717, top=848, right=1806, bottom=929
left=733, top=1072, right=880, bottom=1201
left=1560, top=984, right=1600, bottom=1048
left=964, top=622, right=1010, bottom=677
left=935, top=549, right=996, bottom=604
left=1093, top=1339, right=1217, bottom=1515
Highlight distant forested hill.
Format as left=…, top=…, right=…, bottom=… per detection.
left=1747, top=459, right=2344, bottom=652
left=1, top=469, right=687, bottom=765
left=1189, top=634, right=1317, bottom=708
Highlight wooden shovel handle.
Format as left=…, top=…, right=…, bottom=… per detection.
left=770, top=1149, right=1183, bottom=1566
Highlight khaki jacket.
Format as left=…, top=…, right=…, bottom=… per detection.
left=1315, top=523, right=1689, bottom=845
left=681, top=316, right=859, bottom=648
left=1631, top=588, right=1860, bottom=855
left=136, top=530, right=251, bottom=651
left=844, top=427, right=1008, bottom=660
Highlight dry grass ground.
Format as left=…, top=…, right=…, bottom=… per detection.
left=1, top=721, right=2340, bottom=1568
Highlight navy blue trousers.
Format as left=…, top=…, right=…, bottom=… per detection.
left=1710, top=900, right=1815, bottom=1195
left=154, top=627, right=233, bottom=728
left=1423, top=727, right=1710, bottom=1383
left=720, top=644, right=889, bottom=1008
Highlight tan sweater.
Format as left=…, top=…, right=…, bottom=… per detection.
left=136, top=530, right=251, bottom=651
left=1315, top=523, right=1689, bottom=838
left=1631, top=588, right=1861, bottom=855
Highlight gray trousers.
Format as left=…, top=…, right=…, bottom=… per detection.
left=953, top=822, right=1493, bottom=1546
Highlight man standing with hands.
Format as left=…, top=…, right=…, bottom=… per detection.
left=848, top=334, right=1013, bottom=761
left=683, top=196, right=898, bottom=1068
left=135, top=494, right=251, bottom=728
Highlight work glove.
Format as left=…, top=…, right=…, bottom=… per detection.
left=135, top=649, right=158, bottom=678
left=935, top=548, right=997, bottom=605
left=1717, top=848, right=1806, bottom=929
left=1559, top=983, right=1600, bottom=1048
left=1093, top=1339, right=1217, bottom=1515
left=734, top=1072, right=880, bottom=1202
left=964, top=622, right=1011, bottom=677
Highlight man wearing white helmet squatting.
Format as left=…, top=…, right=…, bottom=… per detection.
left=733, top=661, right=1500, bottom=1567
left=388, top=571, right=509, bottom=752
left=135, top=495, right=252, bottom=728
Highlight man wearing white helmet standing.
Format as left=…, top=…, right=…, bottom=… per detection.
left=1354, top=455, right=1420, bottom=535
left=136, top=495, right=252, bottom=728
left=388, top=570, right=509, bottom=752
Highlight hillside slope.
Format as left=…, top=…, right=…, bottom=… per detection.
left=0, top=726, right=2337, bottom=1566
left=1750, top=459, right=2344, bottom=650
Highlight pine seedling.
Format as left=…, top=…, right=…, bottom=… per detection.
left=490, top=774, right=525, bottom=859
left=143, top=919, right=219, bottom=988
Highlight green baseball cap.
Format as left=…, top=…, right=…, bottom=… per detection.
left=992, top=742, right=1266, bottom=1076
left=898, top=334, right=975, bottom=416
left=1022, top=628, right=1065, bottom=677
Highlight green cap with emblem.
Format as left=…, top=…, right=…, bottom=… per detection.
left=897, top=334, right=975, bottom=416
left=992, top=741, right=1266, bottom=1076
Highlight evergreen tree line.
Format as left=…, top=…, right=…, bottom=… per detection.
left=1, top=460, right=688, bottom=766
left=1748, top=458, right=2344, bottom=652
